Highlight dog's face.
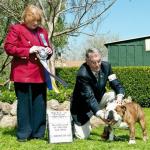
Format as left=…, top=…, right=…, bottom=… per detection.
left=104, top=101, right=122, bottom=125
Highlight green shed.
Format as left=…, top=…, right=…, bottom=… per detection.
left=105, top=36, right=150, bottom=66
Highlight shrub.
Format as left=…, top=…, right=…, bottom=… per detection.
left=0, top=90, right=16, bottom=103
left=47, top=88, right=72, bottom=103
left=113, top=66, right=150, bottom=107
left=1, top=66, right=150, bottom=107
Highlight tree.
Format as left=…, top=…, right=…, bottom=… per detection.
left=0, top=0, right=117, bottom=91
left=0, top=0, right=117, bottom=62
left=82, top=33, right=120, bottom=60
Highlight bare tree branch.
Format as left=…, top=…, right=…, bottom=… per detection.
left=0, top=3, right=20, bottom=21
left=0, top=0, right=117, bottom=76
left=38, top=0, right=48, bottom=22
left=53, top=0, right=117, bottom=37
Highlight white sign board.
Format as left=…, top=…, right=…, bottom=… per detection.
left=47, top=110, right=73, bottom=143
left=145, top=39, right=150, bottom=51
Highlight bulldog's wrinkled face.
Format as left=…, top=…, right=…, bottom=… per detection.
left=105, top=101, right=122, bottom=125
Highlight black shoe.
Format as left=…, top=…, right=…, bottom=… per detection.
left=33, top=137, right=44, bottom=140
left=17, top=138, right=28, bottom=142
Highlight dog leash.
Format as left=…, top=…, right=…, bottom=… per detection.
left=37, top=48, right=68, bottom=88
left=39, top=33, right=68, bottom=88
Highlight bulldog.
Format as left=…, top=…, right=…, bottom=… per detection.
left=101, top=100, right=148, bottom=144
left=115, top=102, right=148, bottom=144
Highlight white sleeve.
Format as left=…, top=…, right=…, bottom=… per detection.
left=108, top=74, right=117, bottom=81
left=116, top=94, right=124, bottom=101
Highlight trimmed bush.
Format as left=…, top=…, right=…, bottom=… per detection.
left=55, top=66, right=150, bottom=107
left=1, top=66, right=150, bottom=107
left=113, top=66, right=150, bottom=107
left=56, top=67, right=78, bottom=89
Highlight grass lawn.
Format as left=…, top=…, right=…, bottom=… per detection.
left=0, top=108, right=150, bottom=150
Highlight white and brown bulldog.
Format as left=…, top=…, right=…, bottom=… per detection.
left=101, top=98, right=148, bottom=144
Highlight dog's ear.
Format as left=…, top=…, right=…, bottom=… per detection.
left=121, top=105, right=126, bottom=113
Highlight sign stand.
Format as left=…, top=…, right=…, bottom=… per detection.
left=47, top=110, right=73, bottom=143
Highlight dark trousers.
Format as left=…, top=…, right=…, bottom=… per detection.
left=14, top=82, right=47, bottom=139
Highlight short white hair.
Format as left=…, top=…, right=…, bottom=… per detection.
left=85, top=48, right=101, bottom=58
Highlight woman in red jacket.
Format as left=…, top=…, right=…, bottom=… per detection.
left=4, top=5, right=53, bottom=142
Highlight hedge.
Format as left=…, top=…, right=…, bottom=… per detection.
left=0, top=66, right=150, bottom=107
left=56, top=66, right=150, bottom=107
left=112, top=66, right=150, bottom=107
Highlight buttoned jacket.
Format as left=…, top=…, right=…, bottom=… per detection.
left=4, top=23, right=52, bottom=83
left=70, top=61, right=125, bottom=125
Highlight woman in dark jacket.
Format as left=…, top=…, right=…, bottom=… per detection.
left=4, top=5, right=53, bottom=141
left=70, top=48, right=125, bottom=139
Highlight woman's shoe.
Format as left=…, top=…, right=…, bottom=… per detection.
left=17, top=138, right=28, bottom=142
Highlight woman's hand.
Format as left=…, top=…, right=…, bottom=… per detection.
left=29, top=46, right=44, bottom=54
left=45, top=47, right=53, bottom=55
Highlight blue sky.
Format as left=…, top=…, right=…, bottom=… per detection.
left=65, top=0, right=150, bottom=57
left=68, top=0, right=150, bottom=52
left=100, top=0, right=150, bottom=40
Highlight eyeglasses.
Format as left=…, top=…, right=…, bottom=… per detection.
left=89, top=59, right=101, bottom=65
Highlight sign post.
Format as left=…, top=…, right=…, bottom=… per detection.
left=47, top=110, right=73, bottom=143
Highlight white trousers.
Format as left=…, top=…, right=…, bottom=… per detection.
left=74, top=120, right=91, bottom=139
left=74, top=91, right=115, bottom=139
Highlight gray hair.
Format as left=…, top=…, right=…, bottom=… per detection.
left=85, top=48, right=101, bottom=58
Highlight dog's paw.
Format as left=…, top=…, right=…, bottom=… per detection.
left=143, top=136, right=148, bottom=142
left=128, top=139, right=136, bottom=144
left=108, top=133, right=115, bottom=141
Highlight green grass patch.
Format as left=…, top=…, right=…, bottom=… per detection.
left=0, top=108, right=150, bottom=150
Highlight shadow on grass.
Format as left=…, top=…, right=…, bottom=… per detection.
left=90, top=131, right=101, bottom=137
left=2, top=128, right=49, bottom=139
left=2, top=127, right=16, bottom=137
left=88, top=135, right=129, bottom=143
left=115, top=135, right=142, bottom=141
left=88, top=133, right=143, bottom=143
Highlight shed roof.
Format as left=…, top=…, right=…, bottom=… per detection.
left=105, top=35, right=150, bottom=47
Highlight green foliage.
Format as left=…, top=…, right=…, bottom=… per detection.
left=56, top=67, right=78, bottom=89
left=0, top=0, right=68, bottom=56
left=1, top=66, right=150, bottom=107
left=47, top=88, right=72, bottom=103
left=0, top=54, right=11, bottom=80
left=0, top=90, right=16, bottom=104
left=46, top=67, right=78, bottom=102
left=0, top=80, right=15, bottom=104
left=112, top=66, right=150, bottom=107
left=52, top=17, right=68, bottom=50
left=55, top=66, right=150, bottom=107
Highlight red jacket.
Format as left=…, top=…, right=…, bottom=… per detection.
left=4, top=23, right=52, bottom=83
